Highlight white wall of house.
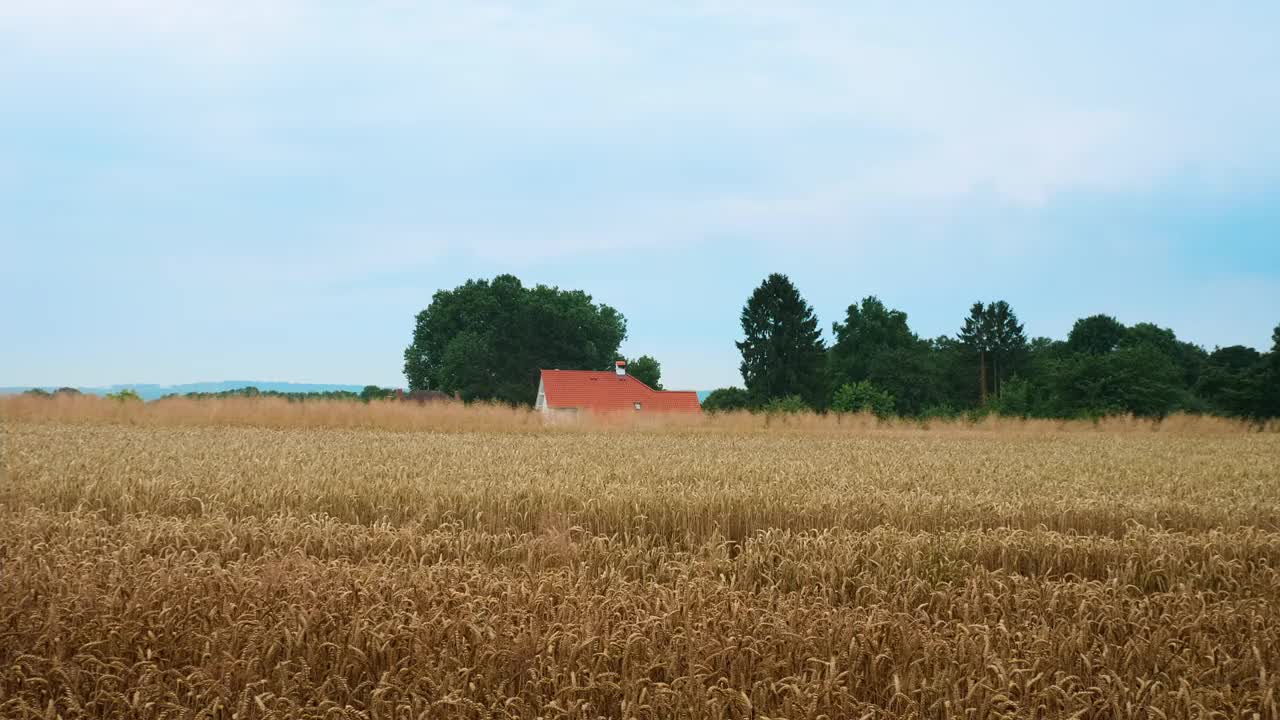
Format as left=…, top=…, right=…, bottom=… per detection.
left=534, top=378, right=547, bottom=412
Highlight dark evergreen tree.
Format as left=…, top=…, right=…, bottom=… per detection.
left=736, top=274, right=826, bottom=407
left=957, top=302, right=992, bottom=404
left=983, top=300, right=1027, bottom=399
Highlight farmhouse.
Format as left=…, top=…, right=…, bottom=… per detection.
left=535, top=361, right=701, bottom=417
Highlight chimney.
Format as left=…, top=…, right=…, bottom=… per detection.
left=615, top=360, right=626, bottom=377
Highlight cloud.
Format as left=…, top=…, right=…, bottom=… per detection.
left=2, top=1, right=1278, bottom=265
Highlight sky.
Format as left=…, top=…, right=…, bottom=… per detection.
left=2, top=1, right=1278, bottom=391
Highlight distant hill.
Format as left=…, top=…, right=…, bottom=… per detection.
left=0, top=381, right=370, bottom=401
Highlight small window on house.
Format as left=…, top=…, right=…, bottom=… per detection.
left=634, top=401, right=642, bottom=411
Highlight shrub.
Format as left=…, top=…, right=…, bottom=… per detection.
left=761, top=395, right=810, bottom=414
left=832, top=381, right=895, bottom=418
left=360, top=385, right=397, bottom=402
left=700, top=387, right=752, bottom=413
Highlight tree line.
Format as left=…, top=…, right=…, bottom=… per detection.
left=401, top=273, right=1278, bottom=420
left=703, top=273, right=1280, bottom=420
left=29, top=273, right=1272, bottom=420
left=161, top=387, right=366, bottom=402
left=22, top=387, right=146, bottom=402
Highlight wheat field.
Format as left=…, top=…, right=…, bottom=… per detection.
left=2, top=399, right=1279, bottom=718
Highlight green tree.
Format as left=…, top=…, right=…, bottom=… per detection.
left=957, top=302, right=992, bottom=404
left=403, top=275, right=626, bottom=405
left=761, top=395, right=810, bottom=414
left=984, top=300, right=1027, bottom=399
left=1262, top=323, right=1280, bottom=418
left=22, top=388, right=50, bottom=397
left=956, top=301, right=1027, bottom=404
left=439, top=329, right=500, bottom=402
left=106, top=388, right=142, bottom=402
left=928, top=335, right=982, bottom=411
left=991, top=376, right=1032, bottom=417
left=736, top=274, right=826, bottom=407
left=1048, top=344, right=1186, bottom=418
left=701, top=387, right=751, bottom=413
left=828, top=296, right=944, bottom=416
left=1196, top=345, right=1265, bottom=418
left=1205, top=344, right=1262, bottom=372
left=1017, top=337, right=1071, bottom=416
left=625, top=355, right=662, bottom=390
left=359, top=385, right=395, bottom=402
left=1122, top=322, right=1207, bottom=388
left=865, top=346, right=947, bottom=417
left=829, top=296, right=916, bottom=387
left=1067, top=314, right=1127, bottom=355
left=831, top=381, right=895, bottom=418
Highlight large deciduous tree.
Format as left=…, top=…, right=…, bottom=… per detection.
left=1028, top=317, right=1204, bottom=418
left=736, top=274, right=826, bottom=407
left=828, top=296, right=949, bottom=416
left=403, top=275, right=626, bottom=405
left=829, top=296, right=916, bottom=387
left=1049, top=344, right=1187, bottom=418
left=1196, top=345, right=1266, bottom=418
left=1067, top=314, right=1127, bottom=355
left=1121, top=322, right=1208, bottom=388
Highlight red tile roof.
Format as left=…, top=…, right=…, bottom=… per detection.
left=539, top=370, right=702, bottom=414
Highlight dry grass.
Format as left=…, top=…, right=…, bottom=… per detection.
left=2, top=404, right=1279, bottom=718
left=2, top=393, right=1274, bottom=435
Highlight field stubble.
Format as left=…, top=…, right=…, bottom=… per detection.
left=1, top=401, right=1279, bottom=719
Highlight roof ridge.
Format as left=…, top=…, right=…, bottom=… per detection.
left=539, top=369, right=698, bottom=394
